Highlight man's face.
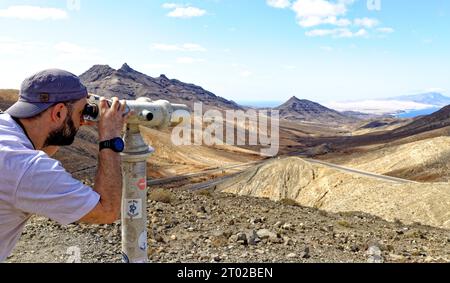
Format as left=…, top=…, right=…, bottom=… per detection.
left=43, top=99, right=88, bottom=147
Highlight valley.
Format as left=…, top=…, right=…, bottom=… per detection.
left=2, top=64, right=450, bottom=263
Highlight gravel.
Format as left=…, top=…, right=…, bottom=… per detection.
left=6, top=188, right=450, bottom=263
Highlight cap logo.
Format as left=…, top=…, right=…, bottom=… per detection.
left=40, top=93, right=50, bottom=102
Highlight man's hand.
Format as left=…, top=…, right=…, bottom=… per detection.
left=79, top=97, right=129, bottom=224
left=98, top=97, right=129, bottom=141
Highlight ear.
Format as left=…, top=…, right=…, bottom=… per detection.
left=49, top=103, right=68, bottom=123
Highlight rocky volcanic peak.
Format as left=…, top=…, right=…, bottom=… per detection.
left=79, top=63, right=242, bottom=110
left=118, top=63, right=134, bottom=73
left=79, top=65, right=115, bottom=83
left=277, top=96, right=329, bottom=114
left=275, top=96, right=357, bottom=124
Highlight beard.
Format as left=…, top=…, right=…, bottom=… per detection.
left=43, top=115, right=78, bottom=147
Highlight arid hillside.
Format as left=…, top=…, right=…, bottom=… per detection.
left=296, top=105, right=450, bottom=153
left=216, top=157, right=450, bottom=230
left=0, top=89, right=18, bottom=111
left=324, top=136, right=450, bottom=182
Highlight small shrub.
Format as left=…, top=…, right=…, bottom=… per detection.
left=337, top=220, right=352, bottom=228
left=195, top=189, right=212, bottom=197
left=280, top=198, right=300, bottom=207
left=149, top=189, right=173, bottom=204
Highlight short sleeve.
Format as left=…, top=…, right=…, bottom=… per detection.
left=14, top=153, right=100, bottom=225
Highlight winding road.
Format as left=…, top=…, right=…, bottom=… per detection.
left=147, top=155, right=417, bottom=192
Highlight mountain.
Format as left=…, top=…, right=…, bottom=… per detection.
left=391, top=92, right=450, bottom=107
left=79, top=63, right=242, bottom=111
left=274, top=96, right=358, bottom=124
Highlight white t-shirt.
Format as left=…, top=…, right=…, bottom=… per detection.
left=0, top=113, right=100, bottom=262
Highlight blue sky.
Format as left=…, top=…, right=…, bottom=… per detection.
left=0, top=0, right=449, bottom=104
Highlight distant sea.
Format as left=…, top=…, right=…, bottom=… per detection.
left=396, top=107, right=441, bottom=118
left=237, top=101, right=283, bottom=108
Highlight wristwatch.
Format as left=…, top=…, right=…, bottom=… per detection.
left=99, top=137, right=125, bottom=153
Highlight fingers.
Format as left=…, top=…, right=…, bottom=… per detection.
left=110, top=97, right=120, bottom=111
left=99, top=97, right=123, bottom=112
left=99, top=97, right=108, bottom=110
left=98, top=97, right=127, bottom=124
left=120, top=100, right=127, bottom=112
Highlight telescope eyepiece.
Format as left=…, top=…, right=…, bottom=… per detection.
left=83, top=104, right=99, bottom=121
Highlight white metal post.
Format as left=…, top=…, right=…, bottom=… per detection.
left=120, top=123, right=153, bottom=263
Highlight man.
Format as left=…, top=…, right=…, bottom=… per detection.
left=0, top=69, right=128, bottom=261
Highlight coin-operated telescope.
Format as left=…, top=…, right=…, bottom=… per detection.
left=84, top=95, right=190, bottom=263
left=83, top=95, right=190, bottom=129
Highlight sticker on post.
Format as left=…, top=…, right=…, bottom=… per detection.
left=122, top=252, right=130, bottom=263
left=125, top=199, right=142, bottom=219
left=131, top=178, right=147, bottom=191
left=138, top=231, right=147, bottom=251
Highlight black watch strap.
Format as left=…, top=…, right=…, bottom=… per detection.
left=99, top=138, right=124, bottom=153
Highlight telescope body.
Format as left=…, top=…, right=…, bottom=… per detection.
left=85, top=95, right=190, bottom=129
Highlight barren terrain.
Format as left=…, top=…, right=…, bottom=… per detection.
left=2, top=89, right=450, bottom=263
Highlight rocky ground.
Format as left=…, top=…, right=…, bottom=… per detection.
left=6, top=186, right=450, bottom=263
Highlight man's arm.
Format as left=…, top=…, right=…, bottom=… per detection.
left=79, top=97, right=127, bottom=224
left=78, top=150, right=122, bottom=224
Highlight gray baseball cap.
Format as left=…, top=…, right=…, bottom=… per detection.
left=6, top=69, right=88, bottom=118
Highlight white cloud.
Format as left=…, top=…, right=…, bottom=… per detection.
left=162, top=3, right=181, bottom=9
left=377, top=27, right=395, bottom=34
left=151, top=43, right=207, bottom=52
left=291, top=0, right=351, bottom=27
left=176, top=57, right=206, bottom=64
left=267, top=0, right=292, bottom=9
left=354, top=17, right=379, bottom=28
left=167, top=6, right=206, bottom=18
left=306, top=28, right=367, bottom=38
left=182, top=43, right=207, bottom=52
left=0, top=5, right=68, bottom=21
left=352, top=29, right=368, bottom=37
left=305, top=29, right=336, bottom=37
left=298, top=15, right=351, bottom=27
left=267, top=0, right=391, bottom=39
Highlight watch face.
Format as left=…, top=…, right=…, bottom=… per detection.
left=113, top=138, right=125, bottom=152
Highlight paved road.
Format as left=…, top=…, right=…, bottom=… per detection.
left=147, top=159, right=267, bottom=186
left=174, top=156, right=416, bottom=192
left=147, top=153, right=417, bottom=190
left=304, top=158, right=416, bottom=184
